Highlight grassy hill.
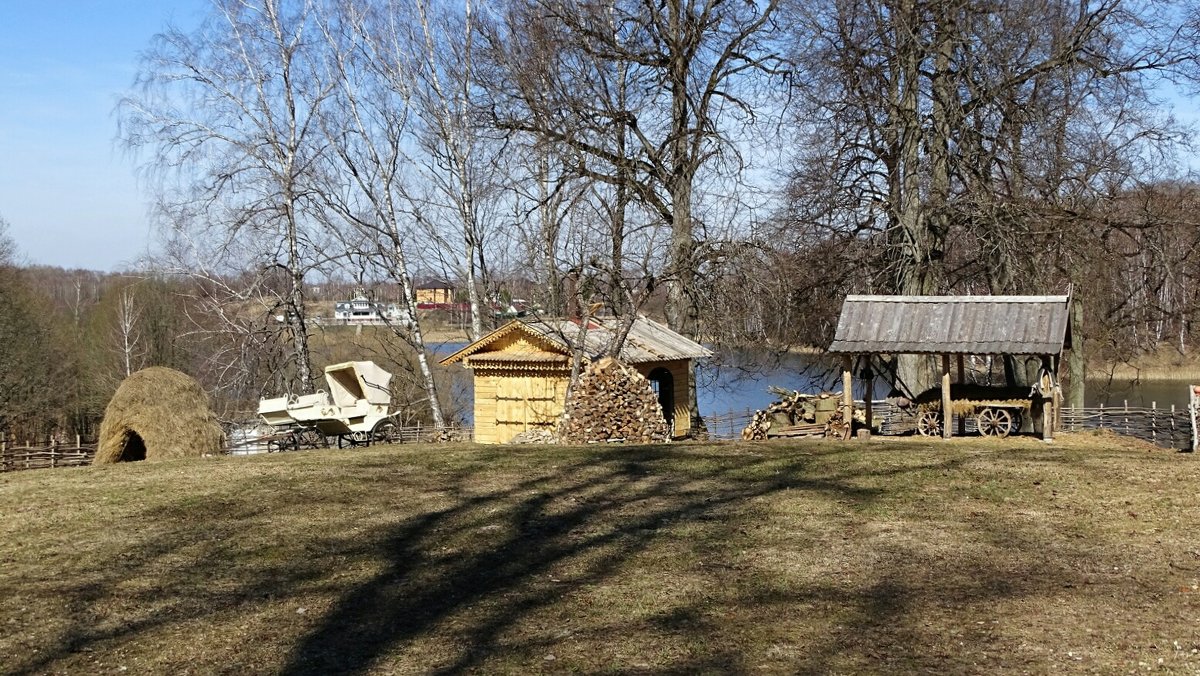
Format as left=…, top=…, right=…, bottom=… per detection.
left=2, top=436, right=1198, bottom=674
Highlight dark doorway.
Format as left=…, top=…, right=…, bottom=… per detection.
left=647, top=367, right=675, bottom=430
left=119, top=430, right=147, bottom=462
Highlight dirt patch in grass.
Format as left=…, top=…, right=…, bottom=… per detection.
left=1, top=436, right=1198, bottom=674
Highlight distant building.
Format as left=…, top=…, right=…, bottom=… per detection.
left=334, top=293, right=404, bottom=325
left=415, top=279, right=455, bottom=305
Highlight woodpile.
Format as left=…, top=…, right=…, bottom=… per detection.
left=558, top=357, right=670, bottom=444
left=741, top=387, right=860, bottom=440
left=508, top=428, right=557, bottom=444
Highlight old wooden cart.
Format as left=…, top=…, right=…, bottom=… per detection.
left=911, top=384, right=1035, bottom=438
left=257, top=361, right=402, bottom=449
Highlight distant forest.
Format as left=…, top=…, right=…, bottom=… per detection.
left=5, top=0, right=1200, bottom=439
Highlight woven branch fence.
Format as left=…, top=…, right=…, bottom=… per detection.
left=1, top=439, right=96, bottom=472
left=1059, top=404, right=1192, bottom=450
left=2, top=425, right=475, bottom=473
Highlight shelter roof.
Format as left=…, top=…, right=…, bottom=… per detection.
left=439, top=315, right=712, bottom=366
left=827, top=295, right=1071, bottom=355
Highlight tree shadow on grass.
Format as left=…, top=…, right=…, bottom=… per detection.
left=275, top=446, right=969, bottom=674
left=6, top=443, right=1154, bottom=674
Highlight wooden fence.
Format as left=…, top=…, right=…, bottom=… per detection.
left=1, top=425, right=475, bottom=473
left=1059, top=403, right=1192, bottom=450
left=1, top=439, right=97, bottom=472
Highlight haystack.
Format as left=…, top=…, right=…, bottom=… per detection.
left=95, top=367, right=225, bottom=464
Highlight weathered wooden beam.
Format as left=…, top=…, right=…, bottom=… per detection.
left=864, top=359, right=874, bottom=432
left=941, top=354, right=952, bottom=440
left=843, top=355, right=854, bottom=439
left=956, top=354, right=966, bottom=436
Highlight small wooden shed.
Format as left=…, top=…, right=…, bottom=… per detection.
left=827, top=294, right=1072, bottom=439
left=440, top=316, right=711, bottom=444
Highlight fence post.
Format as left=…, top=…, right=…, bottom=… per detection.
left=1151, top=402, right=1157, bottom=445
left=1171, top=404, right=1178, bottom=447
left=50, top=436, right=57, bottom=468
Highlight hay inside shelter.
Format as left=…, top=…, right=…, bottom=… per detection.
left=912, top=383, right=1033, bottom=415
left=95, top=367, right=225, bottom=464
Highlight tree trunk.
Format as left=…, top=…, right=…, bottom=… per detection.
left=285, top=197, right=313, bottom=392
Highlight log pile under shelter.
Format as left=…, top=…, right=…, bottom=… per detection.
left=558, top=357, right=670, bottom=444
left=741, top=387, right=859, bottom=440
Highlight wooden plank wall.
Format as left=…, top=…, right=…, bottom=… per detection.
left=474, top=369, right=571, bottom=444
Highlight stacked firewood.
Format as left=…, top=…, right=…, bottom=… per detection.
left=741, top=387, right=856, bottom=440
left=508, top=428, right=557, bottom=444
left=558, top=357, right=670, bottom=444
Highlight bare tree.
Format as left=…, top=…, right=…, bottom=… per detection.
left=120, top=0, right=333, bottom=392
left=485, top=0, right=783, bottom=431
left=312, top=0, right=450, bottom=427
left=113, top=287, right=145, bottom=378
left=782, top=0, right=1194, bottom=394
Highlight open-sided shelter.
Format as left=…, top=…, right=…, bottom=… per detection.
left=827, top=295, right=1071, bottom=439
left=441, top=316, right=711, bottom=444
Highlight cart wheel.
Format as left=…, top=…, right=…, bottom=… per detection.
left=350, top=430, right=371, bottom=448
left=372, top=420, right=399, bottom=444
left=977, top=408, right=1014, bottom=438
left=916, top=410, right=943, bottom=437
left=267, top=439, right=282, bottom=453
left=298, top=428, right=326, bottom=449
left=337, top=434, right=349, bottom=449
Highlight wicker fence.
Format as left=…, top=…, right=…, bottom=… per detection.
left=1, top=440, right=97, bottom=472
left=1, top=425, right=475, bottom=473
left=1059, top=404, right=1193, bottom=450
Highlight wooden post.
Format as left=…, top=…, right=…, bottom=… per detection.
left=956, top=354, right=966, bottom=436
left=1041, top=355, right=1054, bottom=441
left=941, top=354, right=952, bottom=439
left=1151, top=402, right=1157, bottom=445
left=864, top=361, right=874, bottom=432
left=842, top=355, right=854, bottom=439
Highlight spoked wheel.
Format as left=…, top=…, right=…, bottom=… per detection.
left=297, top=427, right=327, bottom=449
left=977, top=408, right=1015, bottom=438
left=338, top=431, right=372, bottom=448
left=372, top=420, right=399, bottom=445
left=916, top=410, right=943, bottom=437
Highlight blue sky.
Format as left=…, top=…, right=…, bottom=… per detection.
left=0, top=1, right=206, bottom=271
left=1, top=3, right=1197, bottom=272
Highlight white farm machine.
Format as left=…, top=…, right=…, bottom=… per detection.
left=257, top=361, right=402, bottom=450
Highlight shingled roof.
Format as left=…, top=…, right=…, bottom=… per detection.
left=440, top=315, right=712, bottom=366
left=828, top=295, right=1071, bottom=355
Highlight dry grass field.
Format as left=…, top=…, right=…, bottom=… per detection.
left=2, top=434, right=1199, bottom=674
